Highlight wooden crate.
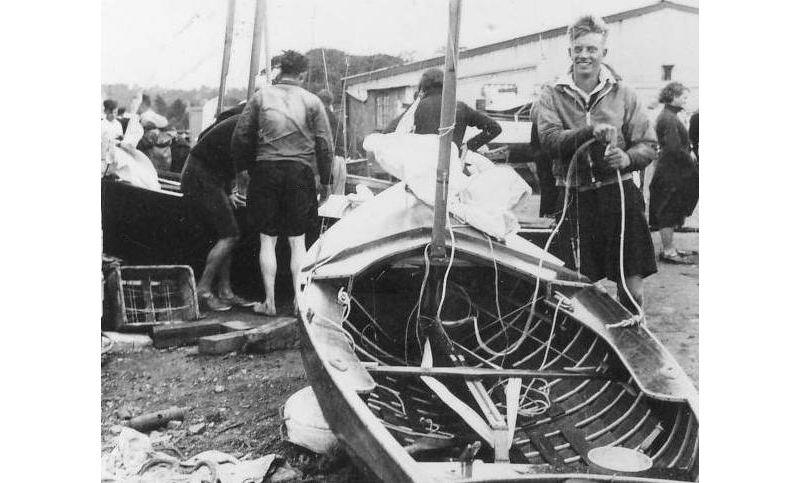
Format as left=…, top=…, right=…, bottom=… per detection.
left=105, top=265, right=200, bottom=331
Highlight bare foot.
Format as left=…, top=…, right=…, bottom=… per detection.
left=253, top=301, right=276, bottom=316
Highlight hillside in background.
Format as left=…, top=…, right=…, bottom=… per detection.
left=101, top=48, right=404, bottom=128
left=304, top=48, right=404, bottom=104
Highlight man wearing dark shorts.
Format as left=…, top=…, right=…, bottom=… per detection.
left=537, top=15, right=657, bottom=317
left=181, top=112, right=254, bottom=311
left=231, top=50, right=333, bottom=316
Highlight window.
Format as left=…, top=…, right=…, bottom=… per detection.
left=375, top=93, right=396, bottom=130
left=662, top=65, right=674, bottom=81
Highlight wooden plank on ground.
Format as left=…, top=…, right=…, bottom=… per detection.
left=199, top=317, right=299, bottom=355
left=242, top=317, right=299, bottom=353
left=151, top=319, right=225, bottom=348
left=221, top=320, right=268, bottom=332
left=198, top=331, right=248, bottom=355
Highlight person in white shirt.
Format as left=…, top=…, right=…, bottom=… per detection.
left=101, top=94, right=160, bottom=190
left=101, top=99, right=123, bottom=141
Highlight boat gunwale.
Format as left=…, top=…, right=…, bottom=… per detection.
left=300, top=271, right=698, bottom=482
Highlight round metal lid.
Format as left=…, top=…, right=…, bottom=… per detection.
left=587, top=446, right=654, bottom=472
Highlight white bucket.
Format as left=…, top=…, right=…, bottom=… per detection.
left=281, top=386, right=339, bottom=454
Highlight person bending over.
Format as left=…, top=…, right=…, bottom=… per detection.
left=409, top=68, right=502, bottom=153
left=181, top=112, right=255, bottom=312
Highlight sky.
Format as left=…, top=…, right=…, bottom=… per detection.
left=101, top=0, right=699, bottom=89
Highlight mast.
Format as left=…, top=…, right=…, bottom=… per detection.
left=247, top=0, right=267, bottom=99
left=430, top=0, right=462, bottom=264
left=216, top=0, right=237, bottom=116
left=341, top=57, right=350, bottom=158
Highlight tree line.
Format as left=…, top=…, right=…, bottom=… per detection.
left=102, top=48, right=405, bottom=130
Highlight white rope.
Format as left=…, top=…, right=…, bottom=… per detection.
left=437, top=124, right=455, bottom=137
left=435, top=220, right=457, bottom=321
left=606, top=170, right=645, bottom=328
left=405, top=243, right=432, bottom=362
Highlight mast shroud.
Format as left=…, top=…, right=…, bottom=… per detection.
left=247, top=0, right=267, bottom=99
left=216, top=0, right=236, bottom=116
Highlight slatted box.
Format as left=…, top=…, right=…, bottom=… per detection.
left=104, top=265, right=200, bottom=331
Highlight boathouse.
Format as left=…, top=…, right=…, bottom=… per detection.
left=341, top=0, right=698, bottom=156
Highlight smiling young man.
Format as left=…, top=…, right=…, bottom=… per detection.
left=536, top=15, right=657, bottom=316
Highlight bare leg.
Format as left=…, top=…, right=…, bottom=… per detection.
left=618, top=275, right=644, bottom=315
left=257, top=234, right=278, bottom=315
left=287, top=235, right=307, bottom=313
left=659, top=227, right=676, bottom=255
left=217, top=241, right=237, bottom=298
left=197, top=237, right=237, bottom=295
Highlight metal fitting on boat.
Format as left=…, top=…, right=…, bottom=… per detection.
left=553, top=291, right=573, bottom=311
left=459, top=441, right=481, bottom=478
left=337, top=288, right=350, bottom=306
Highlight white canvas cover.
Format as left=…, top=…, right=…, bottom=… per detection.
left=101, top=114, right=160, bottom=191
left=362, top=133, right=531, bottom=240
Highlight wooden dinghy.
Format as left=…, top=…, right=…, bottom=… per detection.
left=297, top=184, right=698, bottom=483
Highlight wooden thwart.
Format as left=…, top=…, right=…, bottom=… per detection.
left=364, top=365, right=609, bottom=380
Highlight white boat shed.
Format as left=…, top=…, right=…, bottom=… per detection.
left=342, top=0, right=698, bottom=156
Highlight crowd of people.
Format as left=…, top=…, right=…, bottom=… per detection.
left=101, top=93, right=191, bottom=186
left=103, top=13, right=699, bottom=319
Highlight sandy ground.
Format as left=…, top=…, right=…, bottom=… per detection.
left=101, top=231, right=698, bottom=481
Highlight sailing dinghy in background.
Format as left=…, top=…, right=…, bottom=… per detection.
left=296, top=1, right=698, bottom=481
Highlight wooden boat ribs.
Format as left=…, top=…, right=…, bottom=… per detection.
left=300, top=245, right=699, bottom=481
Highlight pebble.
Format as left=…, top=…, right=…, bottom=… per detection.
left=188, top=423, right=206, bottom=435
left=206, top=408, right=225, bottom=423
left=270, top=464, right=302, bottom=482
left=110, top=425, right=124, bottom=435
left=167, top=420, right=183, bottom=430
left=214, top=385, right=225, bottom=393
left=115, top=407, right=132, bottom=420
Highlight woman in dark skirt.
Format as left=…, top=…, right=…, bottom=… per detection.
left=649, top=82, right=699, bottom=264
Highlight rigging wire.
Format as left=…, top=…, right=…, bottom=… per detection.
left=469, top=139, right=595, bottom=360
left=435, top=220, right=457, bottom=321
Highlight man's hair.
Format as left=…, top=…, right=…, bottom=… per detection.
left=568, top=15, right=609, bottom=41
left=273, top=50, right=308, bottom=76
left=141, top=94, right=151, bottom=107
left=103, top=99, right=117, bottom=112
left=658, top=82, right=688, bottom=104
left=418, top=68, right=444, bottom=94
left=317, top=89, right=333, bottom=106
left=117, top=107, right=126, bottom=116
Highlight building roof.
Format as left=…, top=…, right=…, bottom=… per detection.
left=343, top=1, right=698, bottom=86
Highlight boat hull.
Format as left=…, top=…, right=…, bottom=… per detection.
left=297, top=185, right=698, bottom=482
